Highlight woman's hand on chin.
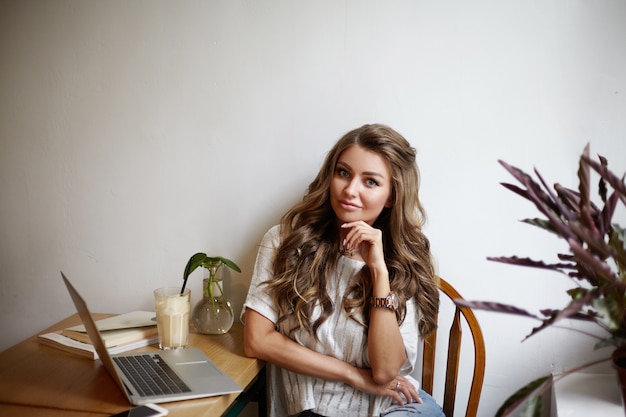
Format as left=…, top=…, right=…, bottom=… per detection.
left=340, top=221, right=385, bottom=268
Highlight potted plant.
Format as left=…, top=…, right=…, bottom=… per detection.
left=181, top=253, right=241, bottom=334
left=455, top=144, right=626, bottom=416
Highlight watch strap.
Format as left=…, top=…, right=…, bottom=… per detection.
left=370, top=292, right=397, bottom=311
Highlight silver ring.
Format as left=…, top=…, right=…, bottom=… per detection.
left=395, top=381, right=401, bottom=390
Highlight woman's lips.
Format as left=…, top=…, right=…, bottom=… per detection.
left=339, top=200, right=360, bottom=211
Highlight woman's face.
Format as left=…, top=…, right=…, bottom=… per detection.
left=330, top=145, right=393, bottom=226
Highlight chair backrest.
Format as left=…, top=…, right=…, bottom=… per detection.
left=421, top=276, right=486, bottom=417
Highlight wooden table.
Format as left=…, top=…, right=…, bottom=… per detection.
left=0, top=314, right=265, bottom=417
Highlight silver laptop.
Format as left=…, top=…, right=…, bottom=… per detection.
left=61, top=272, right=242, bottom=405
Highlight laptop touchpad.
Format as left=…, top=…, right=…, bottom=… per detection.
left=176, top=360, right=222, bottom=379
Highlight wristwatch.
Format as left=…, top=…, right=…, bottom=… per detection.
left=371, top=292, right=398, bottom=311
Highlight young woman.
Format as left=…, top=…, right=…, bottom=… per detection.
left=242, top=124, right=443, bottom=417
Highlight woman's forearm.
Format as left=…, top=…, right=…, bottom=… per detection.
left=367, top=265, right=407, bottom=384
left=243, top=309, right=359, bottom=385
left=243, top=307, right=413, bottom=405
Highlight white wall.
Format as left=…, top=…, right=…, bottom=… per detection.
left=1, top=1, right=625, bottom=416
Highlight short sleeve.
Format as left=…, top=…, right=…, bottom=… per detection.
left=241, top=225, right=281, bottom=324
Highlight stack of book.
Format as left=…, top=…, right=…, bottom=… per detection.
left=38, top=311, right=160, bottom=360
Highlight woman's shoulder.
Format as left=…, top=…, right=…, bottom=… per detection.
left=260, top=224, right=281, bottom=246
left=265, top=224, right=280, bottom=238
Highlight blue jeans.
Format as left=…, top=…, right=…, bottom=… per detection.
left=380, top=389, right=445, bottom=417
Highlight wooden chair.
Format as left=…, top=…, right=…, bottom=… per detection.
left=421, top=276, right=486, bottom=417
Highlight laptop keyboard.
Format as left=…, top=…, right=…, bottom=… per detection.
left=113, top=354, right=192, bottom=397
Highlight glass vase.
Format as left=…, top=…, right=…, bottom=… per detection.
left=192, top=265, right=234, bottom=334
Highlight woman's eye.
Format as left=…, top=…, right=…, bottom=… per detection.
left=366, top=178, right=379, bottom=187
left=337, top=169, right=350, bottom=178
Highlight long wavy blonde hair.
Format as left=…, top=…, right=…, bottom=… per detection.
left=266, top=124, right=439, bottom=338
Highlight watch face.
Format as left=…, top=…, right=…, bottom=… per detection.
left=392, top=294, right=399, bottom=310
left=387, top=293, right=398, bottom=310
